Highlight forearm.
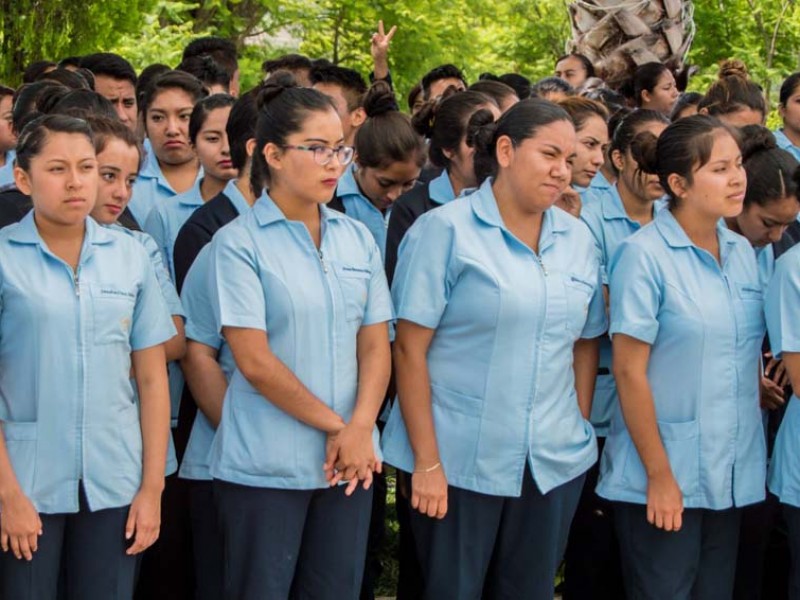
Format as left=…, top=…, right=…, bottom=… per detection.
left=573, top=336, right=600, bottom=419
left=394, top=342, right=440, bottom=468
left=163, top=316, right=186, bottom=362
left=351, top=324, right=391, bottom=427
left=180, top=344, right=227, bottom=427
left=134, top=348, right=170, bottom=492
left=0, top=429, right=22, bottom=501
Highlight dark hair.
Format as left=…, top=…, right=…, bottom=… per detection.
left=421, top=64, right=467, bottom=100
left=355, top=82, right=426, bottom=170
left=177, top=55, right=231, bottom=92
left=75, top=68, right=96, bottom=90
left=631, top=114, right=740, bottom=206
left=139, top=70, right=209, bottom=116
left=261, top=53, right=313, bottom=76
left=48, top=89, right=118, bottom=121
left=631, top=62, right=670, bottom=106
left=499, top=73, right=531, bottom=100
left=57, top=56, right=82, bottom=69
left=80, top=53, right=137, bottom=86
left=469, top=97, right=573, bottom=184
left=11, top=81, right=67, bottom=134
left=22, top=60, right=57, bottom=84
left=583, top=87, right=627, bottom=116
left=407, top=82, right=423, bottom=112
left=0, top=85, right=13, bottom=103
left=182, top=37, right=238, bottom=78
left=250, top=72, right=335, bottom=193
left=670, top=91, right=703, bottom=120
left=780, top=72, right=800, bottom=106
left=227, top=88, right=260, bottom=172
left=412, top=90, right=496, bottom=169
left=136, top=64, right=170, bottom=103
left=699, top=60, right=766, bottom=118
left=555, top=53, right=596, bottom=78
left=36, top=68, right=91, bottom=90
left=739, top=125, right=800, bottom=207
left=609, top=109, right=669, bottom=173
left=15, top=114, right=94, bottom=171
left=86, top=115, right=144, bottom=168
left=468, top=80, right=518, bottom=108
left=189, top=93, right=236, bottom=144
left=531, top=77, right=574, bottom=98
left=557, top=96, right=609, bottom=131
left=309, top=64, right=368, bottom=111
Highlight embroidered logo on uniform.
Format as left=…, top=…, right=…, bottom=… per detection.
left=101, top=288, right=135, bottom=299
left=341, top=266, right=371, bottom=275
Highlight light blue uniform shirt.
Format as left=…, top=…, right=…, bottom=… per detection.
left=580, top=185, right=664, bottom=435
left=766, top=244, right=800, bottom=507
left=581, top=170, right=613, bottom=206
left=128, top=144, right=201, bottom=226
left=0, top=213, right=175, bottom=513
left=338, top=164, right=391, bottom=262
left=774, top=129, right=800, bottom=162
left=208, top=194, right=394, bottom=489
left=179, top=244, right=236, bottom=480
left=428, top=169, right=456, bottom=205
left=0, top=149, right=15, bottom=191
left=597, top=209, right=767, bottom=509
left=109, top=223, right=183, bottom=475
left=143, top=177, right=205, bottom=280
left=381, top=179, right=607, bottom=497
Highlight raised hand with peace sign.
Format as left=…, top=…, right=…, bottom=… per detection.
left=371, top=20, right=397, bottom=81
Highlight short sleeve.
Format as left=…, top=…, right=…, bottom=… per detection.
left=360, top=235, right=394, bottom=325
left=581, top=244, right=608, bottom=339
left=608, top=239, right=662, bottom=344
left=143, top=206, right=169, bottom=272
left=579, top=206, right=608, bottom=285
left=182, top=247, right=222, bottom=349
left=766, top=249, right=800, bottom=356
left=210, top=223, right=267, bottom=332
left=136, top=231, right=184, bottom=318
left=130, top=246, right=178, bottom=351
left=391, top=212, right=456, bottom=330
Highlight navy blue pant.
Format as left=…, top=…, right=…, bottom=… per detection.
left=0, top=485, right=136, bottom=600
left=614, top=502, right=742, bottom=600
left=783, top=504, right=800, bottom=599
left=188, top=480, right=223, bottom=600
left=410, top=467, right=584, bottom=600
left=213, top=479, right=373, bottom=600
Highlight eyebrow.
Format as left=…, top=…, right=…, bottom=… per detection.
left=201, top=129, right=224, bottom=135
left=302, top=137, right=346, bottom=144
left=542, top=143, right=565, bottom=153
left=99, top=166, right=122, bottom=173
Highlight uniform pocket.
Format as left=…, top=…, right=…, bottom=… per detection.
left=564, top=274, right=594, bottom=337
left=1, top=421, right=37, bottom=493
left=334, top=265, right=370, bottom=323
left=430, top=384, right=482, bottom=481
left=734, top=282, right=765, bottom=343
left=91, top=285, right=136, bottom=345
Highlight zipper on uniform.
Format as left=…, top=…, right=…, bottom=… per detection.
left=536, top=254, right=548, bottom=276
left=73, top=268, right=80, bottom=296
left=318, top=249, right=328, bottom=273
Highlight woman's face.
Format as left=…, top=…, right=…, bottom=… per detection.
left=571, top=114, right=609, bottom=188
left=613, top=120, right=668, bottom=202
left=716, top=107, right=765, bottom=128
left=500, top=119, right=576, bottom=213
left=641, top=70, right=679, bottom=115
left=0, top=95, right=16, bottom=155
left=780, top=85, right=800, bottom=135
left=357, top=159, right=421, bottom=211
left=681, top=131, right=746, bottom=221
left=265, top=107, right=349, bottom=206
left=194, top=106, right=236, bottom=182
left=145, top=87, right=197, bottom=166
left=733, top=194, right=799, bottom=248
left=91, top=138, right=140, bottom=225
left=15, top=132, right=98, bottom=228
left=555, top=56, right=589, bottom=89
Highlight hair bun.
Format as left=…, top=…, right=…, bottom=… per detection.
left=740, top=124, right=777, bottom=161
left=411, top=99, right=438, bottom=137
left=362, top=81, right=399, bottom=118
left=719, top=59, right=749, bottom=80
left=629, top=130, right=660, bottom=174
left=257, top=70, right=298, bottom=109
left=465, top=108, right=497, bottom=150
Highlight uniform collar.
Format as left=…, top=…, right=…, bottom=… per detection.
left=428, top=170, right=456, bottom=205
left=253, top=193, right=345, bottom=227
left=655, top=208, right=738, bottom=252
left=139, top=144, right=202, bottom=194
left=223, top=179, right=254, bottom=215
left=177, top=178, right=205, bottom=207
left=589, top=170, right=612, bottom=191
left=775, top=129, right=798, bottom=152
left=9, top=211, right=114, bottom=247
left=601, top=185, right=629, bottom=221
left=470, top=178, right=568, bottom=250
left=336, top=163, right=361, bottom=198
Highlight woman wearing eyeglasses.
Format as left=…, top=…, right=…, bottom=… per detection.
left=330, top=81, right=426, bottom=263
left=207, top=72, right=394, bottom=599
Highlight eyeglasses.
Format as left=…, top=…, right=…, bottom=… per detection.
left=281, top=144, right=355, bottom=166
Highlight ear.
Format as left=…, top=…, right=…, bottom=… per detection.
left=13, top=166, right=31, bottom=196
left=779, top=104, right=787, bottom=119
left=349, top=107, right=366, bottom=129
left=641, top=90, right=652, bottom=106
left=442, top=147, right=456, bottom=162
left=698, top=106, right=709, bottom=116
left=611, top=149, right=625, bottom=172
left=667, top=173, right=688, bottom=200
left=263, top=142, right=284, bottom=173
left=245, top=137, right=257, bottom=158
left=495, top=135, right=515, bottom=169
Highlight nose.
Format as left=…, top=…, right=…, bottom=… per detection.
left=166, top=116, right=180, bottom=135
left=116, top=105, right=129, bottom=124
left=553, top=158, right=571, bottom=182
left=768, top=226, right=787, bottom=243
left=67, top=166, right=83, bottom=189
left=386, top=186, right=403, bottom=202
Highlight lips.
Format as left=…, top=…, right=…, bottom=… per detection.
left=105, top=204, right=123, bottom=215
left=321, top=179, right=338, bottom=187
left=164, top=141, right=184, bottom=150
left=218, top=160, right=233, bottom=169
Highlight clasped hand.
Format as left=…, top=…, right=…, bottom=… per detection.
left=323, top=421, right=381, bottom=496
